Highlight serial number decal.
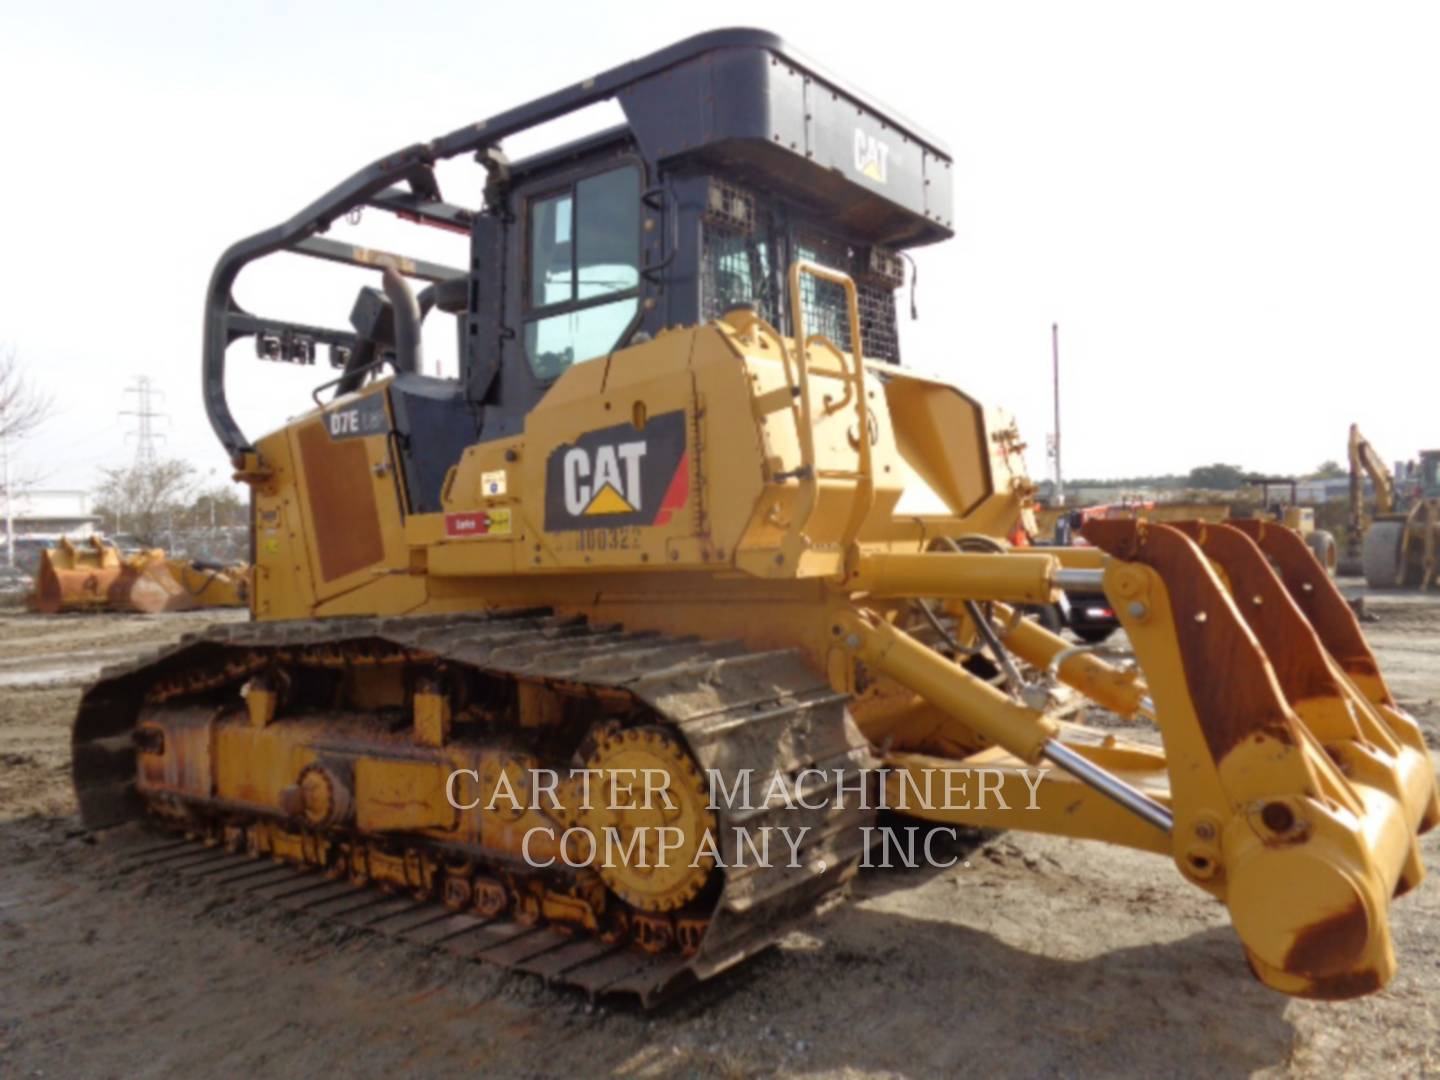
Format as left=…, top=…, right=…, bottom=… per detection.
left=573, top=527, right=641, bottom=552
left=444, top=508, right=512, bottom=539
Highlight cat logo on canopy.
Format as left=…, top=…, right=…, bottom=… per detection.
left=853, top=128, right=891, bottom=185
left=545, top=410, right=690, bottom=531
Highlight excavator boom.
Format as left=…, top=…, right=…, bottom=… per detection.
left=1349, top=422, right=1395, bottom=521
left=1348, top=423, right=1440, bottom=588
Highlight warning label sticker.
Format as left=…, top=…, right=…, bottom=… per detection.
left=444, top=508, right=512, bottom=539
left=480, top=469, right=507, bottom=497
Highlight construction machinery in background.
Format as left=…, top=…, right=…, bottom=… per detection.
left=165, top=556, right=250, bottom=609
left=1033, top=501, right=1235, bottom=643
left=72, top=30, right=1435, bottom=1006
left=1244, top=476, right=1338, bottom=575
left=1034, top=499, right=1232, bottom=541
left=1033, top=502, right=1158, bottom=643
left=1038, top=487, right=1338, bottom=577
left=31, top=535, right=247, bottom=613
left=1346, top=424, right=1440, bottom=589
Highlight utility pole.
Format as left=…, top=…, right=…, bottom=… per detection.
left=116, top=376, right=168, bottom=544
left=120, top=376, right=167, bottom=466
left=1049, top=322, right=1065, bottom=507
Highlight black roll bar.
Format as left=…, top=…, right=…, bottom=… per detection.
left=203, top=28, right=950, bottom=462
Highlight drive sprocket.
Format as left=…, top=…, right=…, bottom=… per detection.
left=580, top=725, right=715, bottom=913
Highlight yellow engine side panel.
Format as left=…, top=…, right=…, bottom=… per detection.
left=250, top=427, right=318, bottom=620
left=247, top=316, right=1035, bottom=621
left=212, top=724, right=318, bottom=809
left=353, top=758, right=459, bottom=833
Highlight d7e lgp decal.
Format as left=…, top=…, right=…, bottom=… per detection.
left=544, top=410, right=690, bottom=531
left=323, top=391, right=388, bottom=441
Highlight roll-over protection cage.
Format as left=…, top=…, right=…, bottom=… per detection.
left=203, top=27, right=955, bottom=464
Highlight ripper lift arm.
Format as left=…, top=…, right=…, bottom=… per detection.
left=832, top=517, right=1436, bottom=999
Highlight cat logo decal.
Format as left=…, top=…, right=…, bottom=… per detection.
left=545, top=411, right=690, bottom=530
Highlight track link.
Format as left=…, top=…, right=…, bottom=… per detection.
left=77, top=609, right=874, bottom=1006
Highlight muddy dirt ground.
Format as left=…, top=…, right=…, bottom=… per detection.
left=2, top=592, right=1438, bottom=1079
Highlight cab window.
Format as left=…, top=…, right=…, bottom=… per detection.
left=525, top=165, right=641, bottom=380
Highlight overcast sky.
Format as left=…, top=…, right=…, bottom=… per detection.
left=2, top=1, right=1437, bottom=496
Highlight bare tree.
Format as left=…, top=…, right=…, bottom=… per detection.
left=94, top=458, right=196, bottom=548
left=0, top=346, right=53, bottom=448
left=181, top=485, right=247, bottom=530
left=1, top=347, right=54, bottom=566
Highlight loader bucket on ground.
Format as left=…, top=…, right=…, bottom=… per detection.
left=31, top=537, right=126, bottom=614
left=117, top=554, right=198, bottom=613
left=31, top=538, right=202, bottom=614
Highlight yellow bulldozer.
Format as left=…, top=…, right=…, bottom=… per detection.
left=31, top=535, right=248, bottom=613
left=73, top=30, right=1436, bottom=1006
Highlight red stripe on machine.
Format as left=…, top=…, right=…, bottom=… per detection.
left=445, top=512, right=491, bottom=537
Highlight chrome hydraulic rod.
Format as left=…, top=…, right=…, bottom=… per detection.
left=834, top=609, right=1173, bottom=835
left=1040, top=740, right=1173, bottom=834
left=1054, top=568, right=1106, bottom=591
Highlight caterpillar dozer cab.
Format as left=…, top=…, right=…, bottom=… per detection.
left=73, top=29, right=1436, bottom=1005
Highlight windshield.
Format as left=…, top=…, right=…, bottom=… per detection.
left=524, top=164, right=641, bottom=380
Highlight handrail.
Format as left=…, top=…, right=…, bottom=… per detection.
left=785, top=260, right=876, bottom=558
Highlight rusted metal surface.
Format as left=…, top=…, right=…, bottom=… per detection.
left=30, top=538, right=125, bottom=613
left=1230, top=518, right=1392, bottom=703
left=1170, top=521, right=1342, bottom=706
left=79, top=609, right=874, bottom=1007
left=32, top=539, right=195, bottom=614
left=1278, top=897, right=1382, bottom=1000
left=1084, top=519, right=1298, bottom=761
left=1283, top=900, right=1371, bottom=978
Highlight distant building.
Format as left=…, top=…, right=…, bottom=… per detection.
left=1038, top=477, right=1357, bottom=509
left=0, top=490, right=101, bottom=573
left=1, top=489, right=100, bottom=542
left=1294, top=478, right=1352, bottom=504
left=1035, top=481, right=1168, bottom=507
